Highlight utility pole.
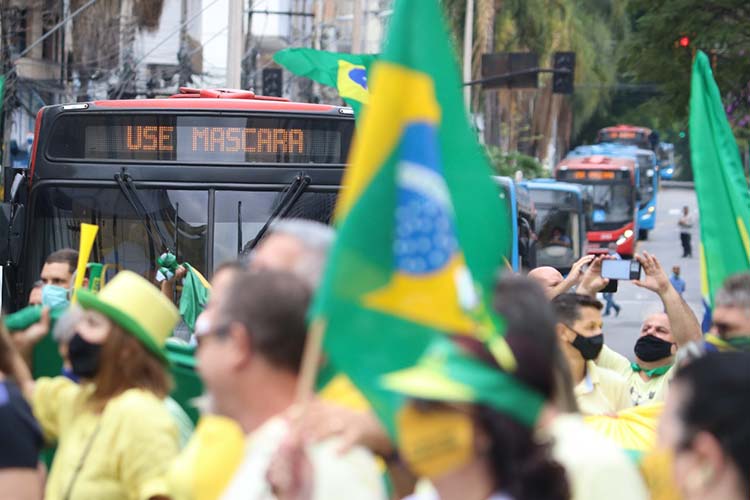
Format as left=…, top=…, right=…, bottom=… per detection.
left=177, top=0, right=191, bottom=87
left=462, top=0, right=474, bottom=111
left=241, top=1, right=255, bottom=90
left=226, top=0, right=243, bottom=89
left=351, top=0, right=363, bottom=53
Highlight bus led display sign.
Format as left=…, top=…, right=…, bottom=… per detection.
left=571, top=170, right=616, bottom=180
left=125, top=125, right=306, bottom=154
left=46, top=114, right=353, bottom=165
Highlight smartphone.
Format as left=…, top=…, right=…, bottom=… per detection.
left=601, top=259, right=642, bottom=281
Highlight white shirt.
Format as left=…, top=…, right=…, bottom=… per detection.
left=220, top=416, right=386, bottom=500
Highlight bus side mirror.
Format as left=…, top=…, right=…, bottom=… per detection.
left=635, top=191, right=642, bottom=202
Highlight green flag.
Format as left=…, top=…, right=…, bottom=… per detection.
left=312, top=0, right=513, bottom=437
left=690, top=51, right=750, bottom=305
left=273, top=48, right=376, bottom=117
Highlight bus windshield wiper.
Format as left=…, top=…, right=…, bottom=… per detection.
left=115, top=173, right=175, bottom=254
left=247, top=173, right=311, bottom=251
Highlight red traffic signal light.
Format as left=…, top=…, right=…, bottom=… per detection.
left=678, top=36, right=690, bottom=48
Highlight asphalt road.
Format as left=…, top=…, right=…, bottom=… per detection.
left=602, top=186, right=703, bottom=361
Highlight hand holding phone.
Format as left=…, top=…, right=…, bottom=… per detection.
left=601, top=259, right=642, bottom=281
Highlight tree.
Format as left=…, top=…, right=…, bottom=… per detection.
left=625, top=0, right=750, bottom=169
left=442, top=0, right=629, bottom=167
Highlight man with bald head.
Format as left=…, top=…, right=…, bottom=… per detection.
left=578, top=252, right=702, bottom=406
left=528, top=255, right=595, bottom=299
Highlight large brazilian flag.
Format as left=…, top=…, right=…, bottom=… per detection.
left=273, top=48, right=376, bottom=117
left=690, top=51, right=750, bottom=305
left=312, top=0, right=512, bottom=436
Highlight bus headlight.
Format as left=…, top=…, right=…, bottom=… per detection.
left=616, top=229, right=634, bottom=246
left=648, top=206, right=656, bottom=213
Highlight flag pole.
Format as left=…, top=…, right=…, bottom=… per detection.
left=295, top=319, right=326, bottom=403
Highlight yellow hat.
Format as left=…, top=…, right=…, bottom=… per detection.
left=77, top=270, right=179, bottom=364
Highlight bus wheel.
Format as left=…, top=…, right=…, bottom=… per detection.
left=638, top=229, right=649, bottom=241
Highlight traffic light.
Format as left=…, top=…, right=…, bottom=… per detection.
left=678, top=36, right=690, bottom=48
left=262, top=68, right=283, bottom=97
left=552, top=52, right=575, bottom=94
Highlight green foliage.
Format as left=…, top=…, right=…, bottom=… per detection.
left=485, top=146, right=546, bottom=179
left=625, top=1, right=750, bottom=148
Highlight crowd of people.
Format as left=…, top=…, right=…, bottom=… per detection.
left=0, top=218, right=749, bottom=500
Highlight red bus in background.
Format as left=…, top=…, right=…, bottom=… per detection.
left=596, top=124, right=655, bottom=152
left=554, top=155, right=639, bottom=259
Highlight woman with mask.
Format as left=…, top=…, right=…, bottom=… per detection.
left=659, top=352, right=750, bottom=500
left=381, top=337, right=569, bottom=500
left=14, top=270, right=182, bottom=500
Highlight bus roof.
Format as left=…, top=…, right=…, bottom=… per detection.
left=556, top=155, right=636, bottom=171
left=75, top=87, right=348, bottom=114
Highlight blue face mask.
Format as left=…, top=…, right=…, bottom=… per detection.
left=41, top=285, right=70, bottom=309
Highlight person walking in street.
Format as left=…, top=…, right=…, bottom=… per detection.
left=603, top=244, right=621, bottom=317
left=669, top=265, right=686, bottom=296
left=12, top=271, right=182, bottom=500
left=679, top=206, right=694, bottom=258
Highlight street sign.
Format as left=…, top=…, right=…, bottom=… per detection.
left=481, top=52, right=539, bottom=89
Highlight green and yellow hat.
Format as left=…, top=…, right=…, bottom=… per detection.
left=77, top=270, right=180, bottom=364
left=381, top=337, right=545, bottom=427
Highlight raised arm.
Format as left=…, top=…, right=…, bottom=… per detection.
left=633, top=251, right=702, bottom=346
left=550, top=254, right=595, bottom=298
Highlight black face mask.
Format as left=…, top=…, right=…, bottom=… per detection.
left=68, top=333, right=102, bottom=379
left=570, top=329, right=604, bottom=360
left=634, top=334, right=673, bottom=362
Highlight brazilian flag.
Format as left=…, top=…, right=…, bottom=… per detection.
left=273, top=48, right=376, bottom=117
left=690, top=51, right=750, bottom=305
left=311, top=0, right=513, bottom=436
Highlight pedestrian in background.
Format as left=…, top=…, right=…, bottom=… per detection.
left=669, top=266, right=686, bottom=296
left=603, top=244, right=621, bottom=317
left=678, top=206, right=694, bottom=258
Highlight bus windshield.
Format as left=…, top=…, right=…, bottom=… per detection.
left=583, top=183, right=634, bottom=230
left=535, top=207, right=580, bottom=269
left=26, top=185, right=335, bottom=290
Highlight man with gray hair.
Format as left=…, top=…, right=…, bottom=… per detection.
left=246, top=218, right=335, bottom=290
left=706, top=273, right=750, bottom=351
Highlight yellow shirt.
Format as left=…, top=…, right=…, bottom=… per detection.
left=574, top=361, right=632, bottom=415
left=168, top=415, right=246, bottom=500
left=33, top=377, right=180, bottom=500
left=597, top=346, right=675, bottom=406
left=542, top=413, right=648, bottom=500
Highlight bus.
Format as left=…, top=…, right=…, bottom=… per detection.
left=657, top=142, right=675, bottom=179
left=596, top=124, right=657, bottom=151
left=493, top=176, right=536, bottom=272
left=554, top=155, right=639, bottom=258
left=520, top=179, right=587, bottom=274
left=567, top=143, right=658, bottom=240
left=0, top=87, right=355, bottom=419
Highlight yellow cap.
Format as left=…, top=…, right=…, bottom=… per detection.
left=77, top=270, right=179, bottom=363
